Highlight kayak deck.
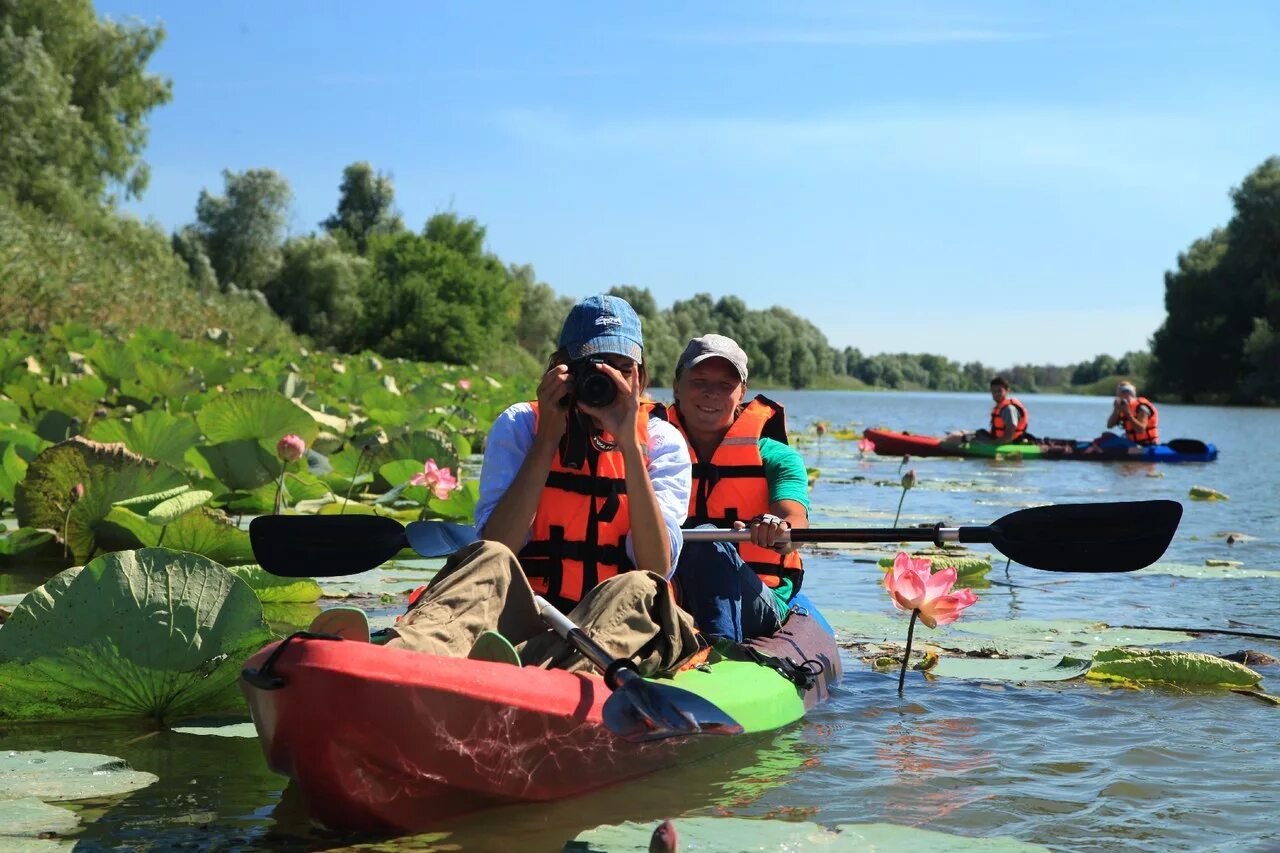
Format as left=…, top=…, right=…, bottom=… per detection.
left=863, top=429, right=1218, bottom=462
left=240, top=602, right=840, bottom=833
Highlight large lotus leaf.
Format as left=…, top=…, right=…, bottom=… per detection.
left=1137, top=562, right=1280, bottom=580
left=122, top=361, right=202, bottom=404
left=227, top=565, right=323, bottom=603
left=113, top=485, right=192, bottom=514
left=88, top=411, right=203, bottom=468
left=196, top=439, right=281, bottom=492
left=1087, top=648, right=1261, bottom=688
left=426, top=479, right=479, bottom=524
left=0, top=528, right=63, bottom=565
left=35, top=410, right=78, bottom=444
left=0, top=443, right=29, bottom=504
left=262, top=602, right=323, bottom=632
left=571, top=818, right=1048, bottom=851
left=0, top=398, right=23, bottom=425
left=195, top=388, right=318, bottom=456
left=14, top=438, right=189, bottom=564
left=0, top=751, right=157, bottom=800
left=0, top=548, right=272, bottom=721
left=84, top=340, right=138, bottom=385
left=147, top=490, right=214, bottom=525
left=97, top=506, right=256, bottom=566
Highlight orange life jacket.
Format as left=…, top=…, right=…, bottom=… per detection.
left=1124, top=397, right=1159, bottom=445
left=660, top=396, right=804, bottom=592
left=516, top=402, right=652, bottom=610
left=990, top=396, right=1028, bottom=441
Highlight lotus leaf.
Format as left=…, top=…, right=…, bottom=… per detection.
left=88, top=410, right=203, bottom=467
left=877, top=551, right=991, bottom=578
left=1137, top=563, right=1280, bottom=580
left=262, top=601, right=323, bottom=631
left=0, top=751, right=157, bottom=801
left=170, top=722, right=259, bottom=738
left=196, top=388, right=318, bottom=455
left=0, top=529, right=63, bottom=565
left=227, top=565, right=323, bottom=603
left=97, top=506, right=256, bottom=566
left=84, top=340, right=138, bottom=385
left=0, top=548, right=272, bottom=721
left=15, top=438, right=188, bottom=564
left=122, top=361, right=202, bottom=404
left=0, top=398, right=22, bottom=424
left=0, top=443, right=29, bottom=504
left=1087, top=648, right=1261, bottom=688
left=571, top=818, right=1048, bottom=851
left=146, top=490, right=214, bottom=525
left=933, top=655, right=1091, bottom=682
left=0, top=796, right=80, bottom=841
left=371, top=430, right=460, bottom=479
left=113, top=485, right=192, bottom=512
left=0, top=426, right=47, bottom=461
left=196, top=439, right=281, bottom=492
left=427, top=479, right=479, bottom=523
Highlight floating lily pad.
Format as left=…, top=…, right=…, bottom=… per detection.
left=14, top=437, right=188, bottom=564
left=317, top=563, right=442, bottom=598
left=1189, top=485, right=1229, bottom=501
left=0, top=549, right=272, bottom=722
left=1087, top=648, right=1261, bottom=688
left=568, top=817, right=1048, bottom=851
left=0, top=751, right=157, bottom=800
left=1137, top=563, right=1280, bottom=580
left=170, top=722, right=259, bottom=738
left=933, top=655, right=1092, bottom=682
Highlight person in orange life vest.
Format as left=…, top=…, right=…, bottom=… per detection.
left=1104, top=381, right=1160, bottom=446
left=973, top=376, right=1029, bottom=443
left=385, top=295, right=698, bottom=673
left=662, top=334, right=810, bottom=642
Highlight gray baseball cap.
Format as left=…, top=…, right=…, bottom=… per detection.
left=677, top=334, right=748, bottom=382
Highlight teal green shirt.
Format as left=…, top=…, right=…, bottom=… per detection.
left=757, top=437, right=810, bottom=613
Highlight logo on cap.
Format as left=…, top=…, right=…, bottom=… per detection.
left=594, top=315, right=622, bottom=327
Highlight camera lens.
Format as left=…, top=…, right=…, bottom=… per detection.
left=577, top=371, right=617, bottom=407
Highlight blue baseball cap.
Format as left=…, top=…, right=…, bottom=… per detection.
left=558, top=295, right=644, bottom=361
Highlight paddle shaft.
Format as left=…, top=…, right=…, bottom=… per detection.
left=533, top=594, right=617, bottom=674
left=683, top=525, right=981, bottom=546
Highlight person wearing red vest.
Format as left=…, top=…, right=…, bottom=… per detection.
left=976, top=376, right=1029, bottom=442
left=661, top=334, right=811, bottom=642
left=386, top=295, right=701, bottom=675
left=1106, top=381, right=1160, bottom=445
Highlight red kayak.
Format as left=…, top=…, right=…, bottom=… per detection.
left=863, top=428, right=946, bottom=457
left=240, top=606, right=840, bottom=833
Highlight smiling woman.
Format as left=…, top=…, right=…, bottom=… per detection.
left=661, top=334, right=812, bottom=642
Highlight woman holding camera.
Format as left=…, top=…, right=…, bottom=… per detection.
left=386, top=295, right=701, bottom=675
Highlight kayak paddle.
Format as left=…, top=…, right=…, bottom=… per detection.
left=1165, top=438, right=1211, bottom=455
left=248, top=514, right=743, bottom=743
left=683, top=500, right=1183, bottom=573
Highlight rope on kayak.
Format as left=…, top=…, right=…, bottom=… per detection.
left=740, top=647, right=824, bottom=691
left=241, top=630, right=345, bottom=690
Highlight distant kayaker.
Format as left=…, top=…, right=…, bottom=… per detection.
left=1104, top=381, right=1159, bottom=446
left=656, top=333, right=810, bottom=642
left=385, top=295, right=703, bottom=675
left=941, top=375, right=1029, bottom=447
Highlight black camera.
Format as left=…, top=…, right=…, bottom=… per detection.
left=569, top=357, right=620, bottom=408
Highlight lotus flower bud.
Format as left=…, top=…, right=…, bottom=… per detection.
left=276, top=434, right=306, bottom=462
left=70, top=483, right=85, bottom=503
left=901, top=469, right=917, bottom=490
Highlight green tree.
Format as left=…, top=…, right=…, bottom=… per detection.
left=320, top=161, right=404, bottom=255
left=193, top=168, right=293, bottom=293
left=514, top=265, right=573, bottom=361
left=0, top=0, right=171, bottom=213
left=264, top=236, right=369, bottom=350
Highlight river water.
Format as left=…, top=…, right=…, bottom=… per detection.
left=3, top=391, right=1277, bottom=851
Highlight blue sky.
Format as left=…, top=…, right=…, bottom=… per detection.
left=97, top=1, right=1280, bottom=364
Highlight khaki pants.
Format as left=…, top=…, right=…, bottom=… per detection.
left=385, top=540, right=703, bottom=676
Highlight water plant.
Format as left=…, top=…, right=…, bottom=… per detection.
left=883, top=552, right=977, bottom=694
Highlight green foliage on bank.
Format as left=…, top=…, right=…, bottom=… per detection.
left=1150, top=156, right=1280, bottom=404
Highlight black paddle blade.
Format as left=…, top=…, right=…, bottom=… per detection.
left=249, top=514, right=408, bottom=577
left=405, top=520, right=479, bottom=558
left=601, top=669, right=744, bottom=743
left=974, top=500, right=1183, bottom=573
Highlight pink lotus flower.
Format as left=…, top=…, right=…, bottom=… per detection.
left=411, top=458, right=459, bottom=500
left=884, top=552, right=977, bottom=629
left=458, top=378, right=472, bottom=391
left=276, top=434, right=306, bottom=462
left=858, top=437, right=875, bottom=454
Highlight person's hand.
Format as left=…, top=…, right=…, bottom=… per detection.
left=733, top=514, right=791, bottom=552
left=534, top=365, right=574, bottom=444
left=576, top=362, right=641, bottom=446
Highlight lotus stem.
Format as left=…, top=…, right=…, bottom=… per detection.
left=897, top=609, right=919, bottom=695
left=341, top=446, right=370, bottom=515
left=272, top=468, right=287, bottom=515
left=892, top=487, right=907, bottom=527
